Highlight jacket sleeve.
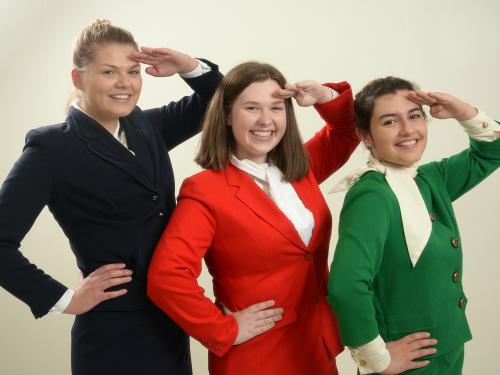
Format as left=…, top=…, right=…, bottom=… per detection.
left=327, top=180, right=393, bottom=346
left=143, top=59, right=224, bottom=151
left=0, top=130, right=67, bottom=318
left=305, top=81, right=360, bottom=184
left=421, top=128, right=500, bottom=202
left=147, top=176, right=238, bottom=357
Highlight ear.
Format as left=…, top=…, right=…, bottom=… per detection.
left=356, top=128, right=373, bottom=148
left=71, top=68, right=83, bottom=90
left=226, top=113, right=232, bottom=126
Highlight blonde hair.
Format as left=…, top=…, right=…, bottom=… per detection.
left=67, top=20, right=138, bottom=111
left=195, top=61, right=309, bottom=182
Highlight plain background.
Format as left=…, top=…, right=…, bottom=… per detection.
left=0, top=0, right=499, bottom=373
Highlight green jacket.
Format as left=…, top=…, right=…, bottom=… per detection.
left=328, top=136, right=500, bottom=357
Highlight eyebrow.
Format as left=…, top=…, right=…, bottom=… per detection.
left=378, top=106, right=422, bottom=120
left=241, top=99, right=285, bottom=105
left=100, top=63, right=141, bottom=69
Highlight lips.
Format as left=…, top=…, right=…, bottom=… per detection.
left=396, top=139, right=419, bottom=148
left=250, top=130, right=273, bottom=137
left=110, top=94, right=132, bottom=100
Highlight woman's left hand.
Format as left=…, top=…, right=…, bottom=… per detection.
left=407, top=91, right=477, bottom=121
left=274, top=80, right=333, bottom=107
left=132, top=47, right=199, bottom=77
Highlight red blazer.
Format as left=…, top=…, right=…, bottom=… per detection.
left=147, top=82, right=359, bottom=375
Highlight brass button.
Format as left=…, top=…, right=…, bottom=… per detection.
left=482, top=121, right=489, bottom=129
left=452, top=272, right=460, bottom=283
left=429, top=212, right=436, bottom=222
left=359, top=360, right=367, bottom=367
left=159, top=211, right=165, bottom=218
left=304, top=253, right=312, bottom=261
left=451, top=237, right=460, bottom=248
left=152, top=194, right=159, bottom=202
left=312, top=295, right=319, bottom=304
left=458, top=297, right=466, bottom=308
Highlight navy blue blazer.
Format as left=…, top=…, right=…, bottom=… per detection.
left=0, top=60, right=222, bottom=318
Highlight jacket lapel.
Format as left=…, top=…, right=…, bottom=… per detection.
left=67, top=106, right=156, bottom=191
left=225, top=164, right=308, bottom=251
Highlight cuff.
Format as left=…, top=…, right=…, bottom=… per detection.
left=459, top=110, right=500, bottom=142
left=49, top=288, right=73, bottom=314
left=179, top=59, right=211, bottom=78
left=313, top=81, right=355, bottom=124
left=349, top=335, right=391, bottom=374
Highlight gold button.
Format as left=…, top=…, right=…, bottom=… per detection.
left=429, top=212, right=436, bottom=222
left=458, top=297, right=466, bottom=308
left=359, top=360, right=367, bottom=367
left=482, top=121, right=489, bottom=129
left=451, top=237, right=460, bottom=248
left=452, top=272, right=460, bottom=283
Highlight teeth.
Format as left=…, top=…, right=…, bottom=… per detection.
left=398, top=140, right=417, bottom=146
left=251, top=130, right=272, bottom=137
left=111, top=95, right=130, bottom=100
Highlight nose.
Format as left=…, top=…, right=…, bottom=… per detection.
left=258, top=109, right=273, bottom=126
left=399, top=118, right=415, bottom=136
left=116, top=72, right=131, bottom=88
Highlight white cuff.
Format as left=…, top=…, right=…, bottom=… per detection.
left=179, top=59, right=211, bottom=78
left=49, top=289, right=74, bottom=314
left=349, top=335, right=391, bottom=374
left=459, top=110, right=500, bottom=142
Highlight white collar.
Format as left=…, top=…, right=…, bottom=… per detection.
left=331, top=156, right=432, bottom=267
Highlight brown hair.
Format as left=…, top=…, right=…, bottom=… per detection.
left=354, top=76, right=425, bottom=133
left=195, top=61, right=309, bottom=182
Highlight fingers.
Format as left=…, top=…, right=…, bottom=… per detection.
left=273, top=88, right=296, bottom=99
left=407, top=360, right=430, bottom=370
left=248, top=300, right=275, bottom=313
left=102, top=289, right=128, bottom=301
left=399, top=331, right=431, bottom=344
left=91, top=263, right=127, bottom=277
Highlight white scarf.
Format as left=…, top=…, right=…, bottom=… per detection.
left=331, top=156, right=431, bottom=267
left=231, top=155, right=314, bottom=246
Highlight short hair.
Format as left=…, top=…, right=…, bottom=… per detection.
left=72, top=19, right=138, bottom=68
left=354, top=76, right=423, bottom=132
left=195, top=61, right=309, bottom=182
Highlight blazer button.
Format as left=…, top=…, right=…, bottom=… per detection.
left=158, top=211, right=165, bottom=218
left=359, top=360, right=367, bottom=367
left=482, top=121, right=489, bottom=129
left=304, top=253, right=312, bottom=261
left=452, top=272, right=460, bottom=283
left=152, top=194, right=159, bottom=202
left=458, top=297, right=466, bottom=308
left=429, top=212, right=436, bottom=222
left=451, top=237, right=460, bottom=248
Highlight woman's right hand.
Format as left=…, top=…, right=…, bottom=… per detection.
left=64, top=263, right=133, bottom=315
left=222, top=300, right=283, bottom=345
left=381, top=332, right=437, bottom=374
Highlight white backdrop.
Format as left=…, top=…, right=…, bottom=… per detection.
left=0, top=0, right=499, bottom=373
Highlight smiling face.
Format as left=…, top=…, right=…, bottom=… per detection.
left=360, top=89, right=427, bottom=167
left=72, top=43, right=142, bottom=132
left=227, top=79, right=286, bottom=164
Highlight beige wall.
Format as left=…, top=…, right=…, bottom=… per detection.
left=0, top=0, right=499, bottom=373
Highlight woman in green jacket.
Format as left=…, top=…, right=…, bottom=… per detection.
left=328, top=77, right=500, bottom=374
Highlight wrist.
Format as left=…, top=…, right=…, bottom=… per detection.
left=317, top=86, right=335, bottom=104
left=179, top=56, right=199, bottom=74
left=456, top=104, right=478, bottom=121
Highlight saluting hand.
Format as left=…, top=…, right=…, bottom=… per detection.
left=407, top=91, right=477, bottom=121
left=222, top=300, right=283, bottom=345
left=64, top=263, right=133, bottom=315
left=132, top=47, right=199, bottom=77
left=274, top=80, right=333, bottom=107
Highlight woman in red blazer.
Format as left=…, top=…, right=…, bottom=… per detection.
left=147, top=62, right=359, bottom=374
